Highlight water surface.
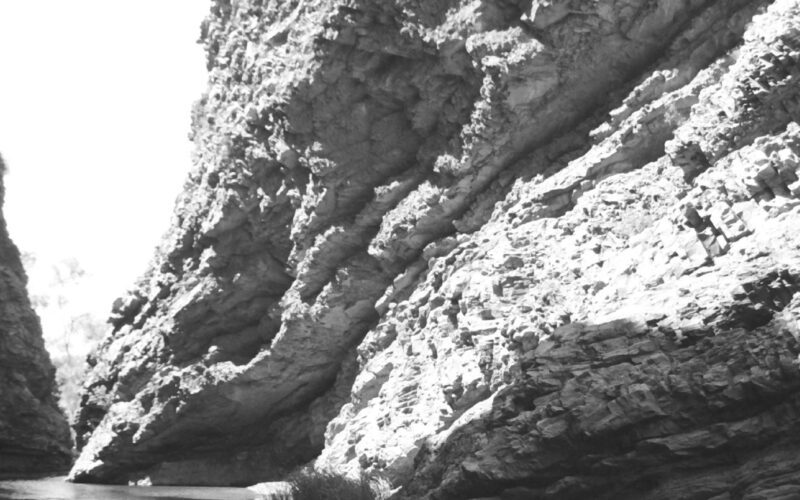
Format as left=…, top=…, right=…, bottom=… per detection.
left=0, top=476, right=263, bottom=500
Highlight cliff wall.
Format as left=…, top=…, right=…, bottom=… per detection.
left=72, top=0, right=800, bottom=498
left=0, top=156, right=72, bottom=476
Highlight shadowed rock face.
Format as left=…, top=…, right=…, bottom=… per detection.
left=0, top=156, right=72, bottom=476
left=71, top=0, right=800, bottom=497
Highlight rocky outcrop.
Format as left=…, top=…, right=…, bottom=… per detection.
left=0, top=155, right=72, bottom=476
left=71, top=0, right=800, bottom=497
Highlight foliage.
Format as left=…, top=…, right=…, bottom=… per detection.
left=22, top=255, right=106, bottom=421
left=288, top=469, right=389, bottom=500
left=49, top=313, right=105, bottom=419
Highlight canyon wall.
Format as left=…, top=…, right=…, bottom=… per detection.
left=0, top=156, right=72, bottom=476
left=72, top=0, right=800, bottom=498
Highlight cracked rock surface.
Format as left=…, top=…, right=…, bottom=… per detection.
left=0, top=156, right=72, bottom=476
left=72, top=0, right=800, bottom=497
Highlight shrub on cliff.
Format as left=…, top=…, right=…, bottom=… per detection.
left=288, top=469, right=388, bottom=500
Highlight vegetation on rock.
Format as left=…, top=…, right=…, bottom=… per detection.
left=288, top=470, right=387, bottom=500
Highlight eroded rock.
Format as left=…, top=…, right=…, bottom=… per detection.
left=0, top=155, right=72, bottom=476
left=71, top=0, right=800, bottom=497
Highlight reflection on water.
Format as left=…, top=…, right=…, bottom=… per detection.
left=0, top=477, right=264, bottom=500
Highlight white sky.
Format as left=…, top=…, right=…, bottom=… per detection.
left=0, top=1, right=210, bottom=322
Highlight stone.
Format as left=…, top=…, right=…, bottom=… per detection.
left=708, top=202, right=751, bottom=242
left=0, top=155, right=72, bottom=476
left=68, top=1, right=800, bottom=499
left=247, top=481, right=292, bottom=500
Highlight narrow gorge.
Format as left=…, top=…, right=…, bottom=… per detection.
left=0, top=156, right=72, bottom=477
left=63, top=0, right=800, bottom=498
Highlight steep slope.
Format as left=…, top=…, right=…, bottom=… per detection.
left=0, top=156, right=72, bottom=476
left=359, top=4, right=800, bottom=496
left=71, top=0, right=800, bottom=497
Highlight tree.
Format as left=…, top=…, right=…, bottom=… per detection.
left=52, top=313, right=105, bottom=418
left=21, top=254, right=107, bottom=421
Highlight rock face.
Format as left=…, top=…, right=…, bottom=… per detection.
left=0, top=156, right=72, bottom=476
left=71, top=0, right=800, bottom=497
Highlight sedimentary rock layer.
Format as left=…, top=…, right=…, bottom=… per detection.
left=329, top=3, right=800, bottom=498
left=72, top=0, right=800, bottom=497
left=0, top=156, right=72, bottom=476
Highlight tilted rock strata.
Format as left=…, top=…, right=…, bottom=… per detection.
left=0, top=156, right=72, bottom=476
left=324, top=2, right=800, bottom=499
left=71, top=0, right=800, bottom=497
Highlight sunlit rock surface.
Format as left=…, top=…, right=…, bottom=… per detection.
left=72, top=0, right=800, bottom=497
left=0, top=156, right=72, bottom=476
